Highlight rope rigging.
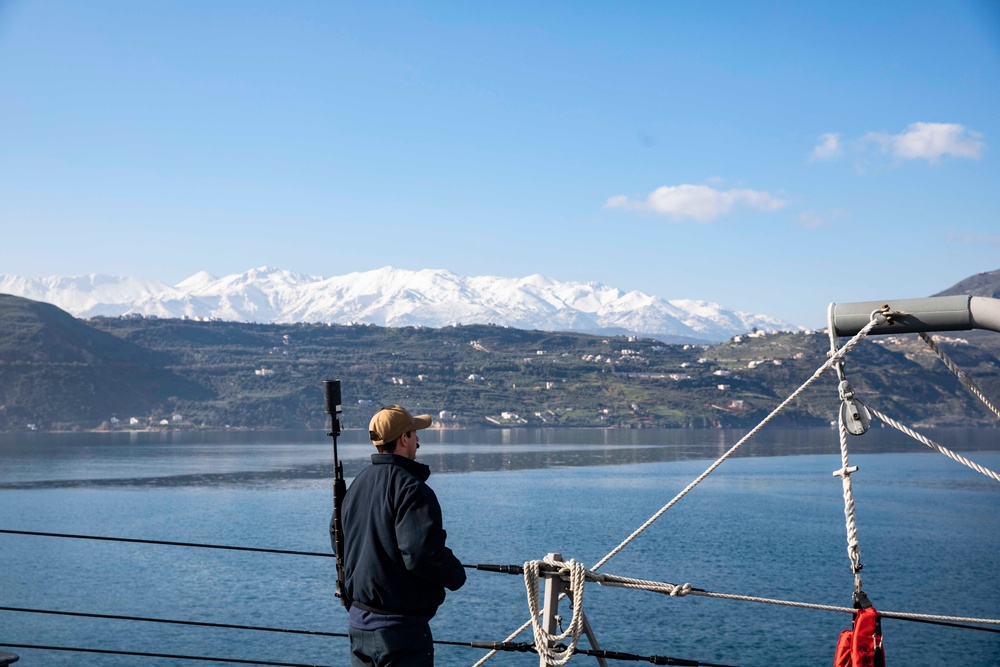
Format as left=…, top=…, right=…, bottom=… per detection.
left=512, top=559, right=1000, bottom=627
left=483, top=308, right=887, bottom=665
left=918, top=331, right=1000, bottom=420
left=524, top=555, right=588, bottom=665
left=474, top=305, right=1000, bottom=665
left=591, top=307, right=887, bottom=574
left=827, top=309, right=869, bottom=595
left=868, top=407, right=1000, bottom=482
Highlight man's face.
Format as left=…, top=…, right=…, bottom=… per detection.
left=399, top=430, right=419, bottom=460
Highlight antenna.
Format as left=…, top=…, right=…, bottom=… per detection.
left=324, top=380, right=351, bottom=609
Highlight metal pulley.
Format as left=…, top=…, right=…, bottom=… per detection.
left=838, top=380, right=871, bottom=435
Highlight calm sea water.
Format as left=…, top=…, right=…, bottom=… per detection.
left=1, top=427, right=998, bottom=667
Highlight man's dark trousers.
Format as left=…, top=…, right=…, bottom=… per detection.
left=349, top=622, right=433, bottom=667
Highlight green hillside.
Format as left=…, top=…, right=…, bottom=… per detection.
left=0, top=295, right=211, bottom=430
left=2, top=293, right=1000, bottom=432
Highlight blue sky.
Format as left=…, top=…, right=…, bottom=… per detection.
left=1, top=1, right=998, bottom=327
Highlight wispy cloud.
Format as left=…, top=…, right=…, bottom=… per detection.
left=815, top=122, right=985, bottom=165
left=810, top=133, right=844, bottom=161
left=866, top=122, right=985, bottom=162
left=798, top=208, right=850, bottom=229
left=605, top=184, right=787, bottom=222
left=949, top=232, right=1000, bottom=247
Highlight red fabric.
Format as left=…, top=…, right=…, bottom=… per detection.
left=834, top=607, right=885, bottom=667
left=834, top=629, right=853, bottom=667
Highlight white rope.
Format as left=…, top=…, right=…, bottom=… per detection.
left=472, top=308, right=1000, bottom=667
left=919, top=332, right=1000, bottom=420
left=587, top=569, right=852, bottom=612
left=589, top=570, right=693, bottom=597
left=564, top=563, right=1000, bottom=625
left=835, top=414, right=864, bottom=592
left=523, top=555, right=587, bottom=666
left=590, top=567, right=1000, bottom=623
left=589, top=312, right=886, bottom=573
left=474, top=561, right=1000, bottom=667
left=597, top=571, right=1000, bottom=625
left=826, top=307, right=882, bottom=593
left=869, top=407, right=1000, bottom=482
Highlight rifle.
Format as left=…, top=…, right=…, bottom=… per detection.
left=325, top=379, right=352, bottom=609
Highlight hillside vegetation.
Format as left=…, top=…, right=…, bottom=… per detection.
left=1, top=293, right=999, bottom=432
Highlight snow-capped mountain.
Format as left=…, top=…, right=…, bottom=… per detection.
left=0, top=267, right=800, bottom=343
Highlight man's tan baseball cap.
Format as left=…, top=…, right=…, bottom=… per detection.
left=368, top=405, right=432, bottom=446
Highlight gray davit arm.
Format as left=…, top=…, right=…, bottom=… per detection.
left=829, top=295, right=1000, bottom=337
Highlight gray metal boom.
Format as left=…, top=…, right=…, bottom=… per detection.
left=830, top=295, right=1000, bottom=337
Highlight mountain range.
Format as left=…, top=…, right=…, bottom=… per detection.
left=1, top=267, right=998, bottom=431
left=0, top=267, right=800, bottom=343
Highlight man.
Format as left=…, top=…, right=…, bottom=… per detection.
left=340, top=405, right=466, bottom=667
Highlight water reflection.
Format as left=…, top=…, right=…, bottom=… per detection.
left=1, top=427, right=997, bottom=490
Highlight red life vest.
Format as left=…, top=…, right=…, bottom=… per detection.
left=834, top=606, right=885, bottom=667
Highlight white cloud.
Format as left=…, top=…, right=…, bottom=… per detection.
left=604, top=195, right=631, bottom=210
left=810, top=133, right=844, bottom=161
left=798, top=208, right=850, bottom=229
left=865, top=122, right=984, bottom=162
left=605, top=184, right=787, bottom=222
left=893, top=122, right=984, bottom=161
left=813, top=122, right=985, bottom=167
left=798, top=211, right=826, bottom=228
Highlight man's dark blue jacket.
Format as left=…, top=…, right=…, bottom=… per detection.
left=341, top=454, right=466, bottom=617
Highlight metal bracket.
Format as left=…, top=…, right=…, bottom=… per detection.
left=538, top=553, right=607, bottom=667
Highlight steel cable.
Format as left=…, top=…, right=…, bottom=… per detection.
left=0, top=529, right=334, bottom=558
